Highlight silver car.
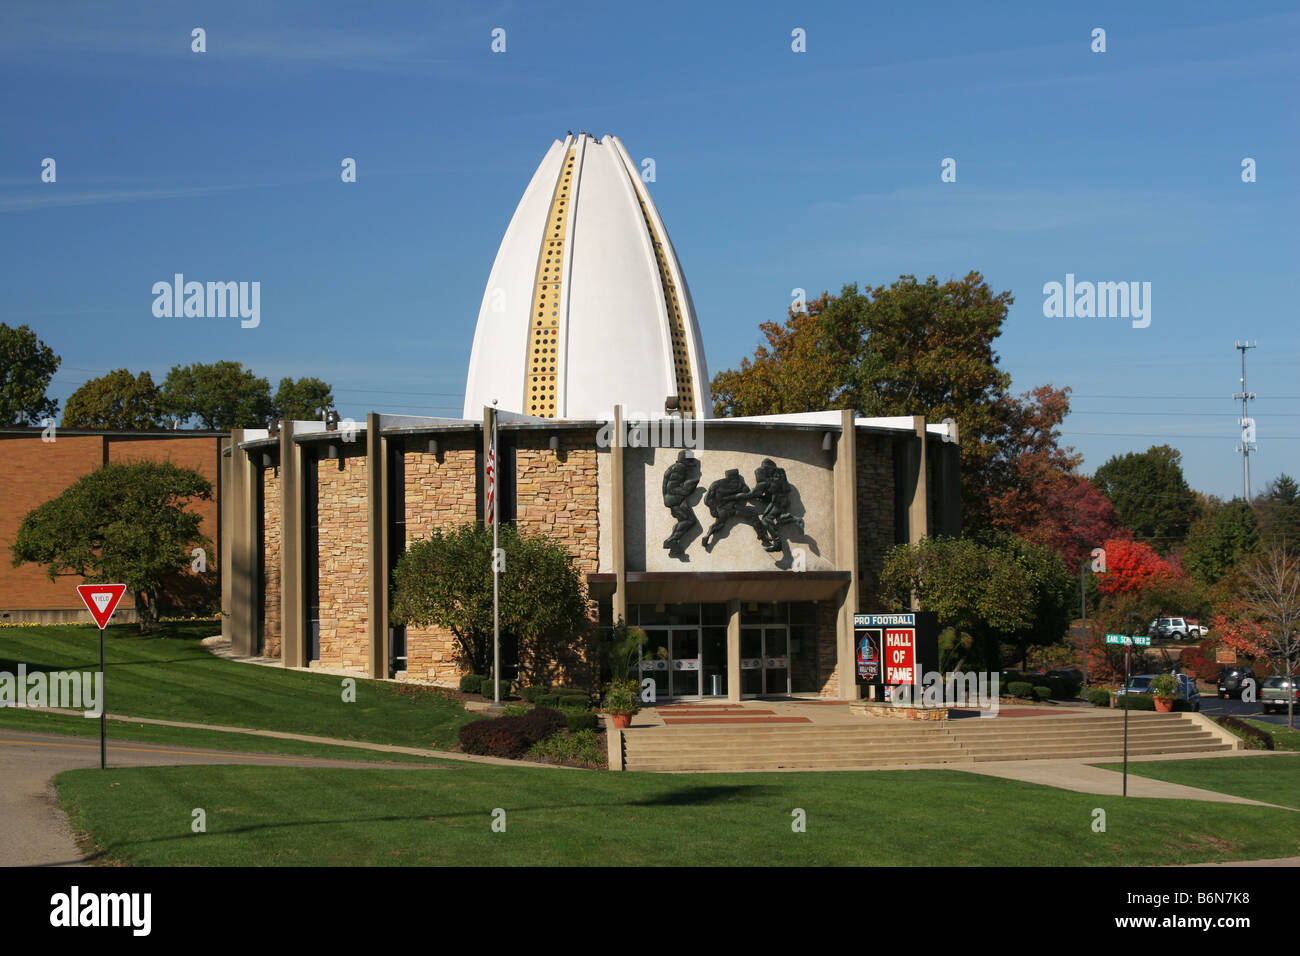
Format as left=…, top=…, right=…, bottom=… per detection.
left=1261, top=675, right=1299, bottom=714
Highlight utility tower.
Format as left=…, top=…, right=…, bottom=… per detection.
left=1234, top=341, right=1258, bottom=501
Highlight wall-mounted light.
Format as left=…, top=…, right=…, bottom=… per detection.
left=822, top=431, right=833, bottom=452
left=549, top=434, right=559, bottom=452
left=326, top=442, right=340, bottom=460
left=427, top=438, right=439, bottom=455
left=665, top=395, right=681, bottom=414
left=261, top=452, right=273, bottom=468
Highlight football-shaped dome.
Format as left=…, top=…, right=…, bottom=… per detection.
left=463, top=133, right=711, bottom=421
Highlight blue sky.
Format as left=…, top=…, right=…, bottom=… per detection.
left=1, top=0, right=1295, bottom=501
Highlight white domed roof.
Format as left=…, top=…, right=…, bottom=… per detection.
left=463, top=133, right=711, bottom=421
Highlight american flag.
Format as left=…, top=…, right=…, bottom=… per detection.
left=485, top=417, right=496, bottom=524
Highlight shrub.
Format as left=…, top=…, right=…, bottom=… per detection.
left=519, top=686, right=547, bottom=703
left=1214, top=716, right=1275, bottom=750
left=457, top=706, right=566, bottom=758
left=501, top=702, right=533, bottom=717
left=479, top=677, right=511, bottom=700
left=459, top=674, right=483, bottom=693
left=529, top=729, right=606, bottom=768
left=1032, top=685, right=1053, bottom=702
left=1115, top=693, right=1154, bottom=711
left=603, top=679, right=641, bottom=716
left=1006, top=681, right=1035, bottom=700
left=561, top=708, right=598, bottom=733
left=1087, top=688, right=1112, bottom=708
left=555, top=694, right=590, bottom=710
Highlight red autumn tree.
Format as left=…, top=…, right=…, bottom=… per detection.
left=1096, top=538, right=1175, bottom=595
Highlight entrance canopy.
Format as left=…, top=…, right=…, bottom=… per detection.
left=586, top=571, right=850, bottom=604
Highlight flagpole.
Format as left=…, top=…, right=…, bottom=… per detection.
left=491, top=403, right=500, bottom=707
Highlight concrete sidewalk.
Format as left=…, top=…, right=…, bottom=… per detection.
left=959, top=756, right=1298, bottom=808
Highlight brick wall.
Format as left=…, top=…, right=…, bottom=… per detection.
left=262, top=468, right=281, bottom=658
left=401, top=439, right=478, bottom=683
left=855, top=432, right=895, bottom=610
left=816, top=599, right=841, bottom=697
left=315, top=452, right=369, bottom=672
left=0, top=431, right=221, bottom=616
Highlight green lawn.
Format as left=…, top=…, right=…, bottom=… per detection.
left=1098, top=755, right=1300, bottom=811
left=1247, top=719, right=1300, bottom=752
left=0, top=622, right=478, bottom=750
left=0, top=706, right=450, bottom=765
left=55, top=763, right=1300, bottom=866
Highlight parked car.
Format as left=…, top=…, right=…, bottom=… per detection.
left=1114, top=673, right=1201, bottom=710
left=1148, top=617, right=1204, bottom=641
left=1217, top=666, right=1254, bottom=699
left=1261, top=675, right=1299, bottom=714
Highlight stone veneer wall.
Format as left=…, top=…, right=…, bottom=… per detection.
left=514, top=431, right=600, bottom=687
left=855, top=431, right=895, bottom=610
left=401, top=437, right=478, bottom=684
left=315, top=452, right=369, bottom=673
left=262, top=467, right=282, bottom=658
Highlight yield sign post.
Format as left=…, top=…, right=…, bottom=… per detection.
left=76, top=584, right=126, bottom=769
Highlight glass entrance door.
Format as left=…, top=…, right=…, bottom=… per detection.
left=741, top=626, right=791, bottom=698
left=640, top=627, right=704, bottom=700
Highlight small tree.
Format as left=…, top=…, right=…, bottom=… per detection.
left=0, top=322, right=61, bottom=425
left=10, top=461, right=212, bottom=631
left=391, top=522, right=591, bottom=685
left=273, top=376, right=334, bottom=421
left=1242, top=547, right=1300, bottom=730
left=160, top=361, right=273, bottom=430
left=62, top=368, right=165, bottom=430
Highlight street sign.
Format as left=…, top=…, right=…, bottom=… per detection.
left=75, top=583, right=126, bottom=771
left=1104, top=634, right=1150, bottom=647
left=76, top=584, right=126, bottom=630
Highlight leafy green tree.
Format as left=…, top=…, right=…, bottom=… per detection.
left=391, top=522, right=591, bottom=685
left=10, top=461, right=212, bottom=631
left=879, top=533, right=1072, bottom=671
left=160, top=361, right=273, bottom=430
left=1182, top=499, right=1261, bottom=586
left=708, top=273, right=1073, bottom=531
left=0, top=323, right=61, bottom=425
left=1256, top=474, right=1300, bottom=554
left=273, top=376, right=334, bottom=421
left=62, top=369, right=164, bottom=430
left=1092, top=445, right=1198, bottom=552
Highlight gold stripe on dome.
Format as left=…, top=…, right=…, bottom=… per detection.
left=524, top=148, right=575, bottom=418
left=626, top=178, right=696, bottom=417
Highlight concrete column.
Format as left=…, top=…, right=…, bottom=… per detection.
left=611, top=404, right=627, bottom=627
left=366, top=413, right=389, bottom=679
left=726, top=598, right=742, bottom=702
left=833, top=409, right=861, bottom=700
left=907, top=415, right=930, bottom=544
left=280, top=422, right=305, bottom=669
left=223, top=429, right=258, bottom=656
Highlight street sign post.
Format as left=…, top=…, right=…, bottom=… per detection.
left=1104, top=633, right=1151, bottom=795
left=75, top=584, right=127, bottom=770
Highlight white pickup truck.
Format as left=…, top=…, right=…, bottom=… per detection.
left=1148, top=617, right=1209, bottom=640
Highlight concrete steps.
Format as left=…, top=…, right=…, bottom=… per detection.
left=620, top=712, right=1236, bottom=772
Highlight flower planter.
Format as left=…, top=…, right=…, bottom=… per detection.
left=1154, top=696, right=1175, bottom=713
left=609, top=713, right=632, bottom=729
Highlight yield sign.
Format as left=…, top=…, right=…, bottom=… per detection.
left=76, top=584, right=127, bottom=629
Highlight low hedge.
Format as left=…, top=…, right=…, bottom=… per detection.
left=1006, top=681, right=1035, bottom=700
left=519, top=686, right=547, bottom=703
left=1003, top=671, right=1082, bottom=700
left=560, top=709, right=599, bottom=733
left=479, top=677, right=512, bottom=700
left=458, top=707, right=567, bottom=758
left=536, top=692, right=590, bottom=710
left=1032, top=685, right=1053, bottom=702
left=1113, top=694, right=1193, bottom=712
left=1215, top=715, right=1275, bottom=750
left=459, top=674, right=483, bottom=693
left=1087, top=688, right=1112, bottom=708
